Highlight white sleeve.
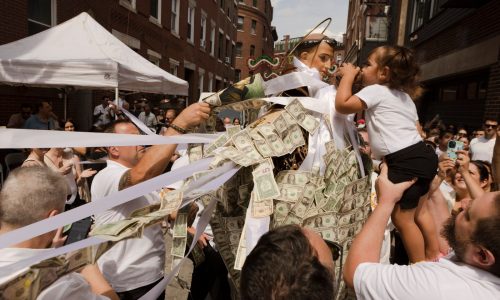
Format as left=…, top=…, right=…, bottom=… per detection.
left=353, top=263, right=442, bottom=300
left=39, top=273, right=110, bottom=300
left=355, top=85, right=383, bottom=109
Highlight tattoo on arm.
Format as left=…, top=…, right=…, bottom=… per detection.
left=118, top=170, right=132, bottom=191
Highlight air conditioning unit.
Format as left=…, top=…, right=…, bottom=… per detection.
left=224, top=57, right=231, bottom=64
left=200, top=40, right=206, bottom=47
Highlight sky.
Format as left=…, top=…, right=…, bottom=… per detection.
left=270, top=0, right=349, bottom=42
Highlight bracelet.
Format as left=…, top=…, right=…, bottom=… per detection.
left=169, top=123, right=188, bottom=134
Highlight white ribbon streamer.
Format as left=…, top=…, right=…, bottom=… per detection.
left=0, top=128, right=219, bottom=148
left=140, top=191, right=219, bottom=300
left=264, top=97, right=330, bottom=114
left=0, top=158, right=212, bottom=249
left=0, top=237, right=106, bottom=277
left=0, top=163, right=239, bottom=277
left=120, top=108, right=157, bottom=135
left=263, top=72, right=328, bottom=96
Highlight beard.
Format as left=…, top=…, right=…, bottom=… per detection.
left=441, top=211, right=468, bottom=261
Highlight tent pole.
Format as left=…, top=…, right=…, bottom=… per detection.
left=63, top=90, right=67, bottom=120
left=115, top=87, right=119, bottom=105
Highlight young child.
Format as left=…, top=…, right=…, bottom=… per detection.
left=335, top=45, right=439, bottom=262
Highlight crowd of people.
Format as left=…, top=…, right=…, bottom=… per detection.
left=1, top=33, right=499, bottom=300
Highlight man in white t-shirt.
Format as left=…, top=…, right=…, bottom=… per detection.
left=91, top=102, right=210, bottom=299
left=344, top=164, right=500, bottom=300
left=0, top=167, right=117, bottom=300
left=470, top=118, right=498, bottom=163
left=138, top=104, right=158, bottom=133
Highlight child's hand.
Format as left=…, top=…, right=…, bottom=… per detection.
left=338, top=63, right=360, bottom=80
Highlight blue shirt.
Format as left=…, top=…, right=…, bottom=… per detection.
left=23, top=114, right=58, bottom=130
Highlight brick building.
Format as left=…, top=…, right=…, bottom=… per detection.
left=0, top=0, right=238, bottom=129
left=234, top=0, right=276, bottom=80
left=343, top=0, right=500, bottom=127
left=406, top=0, right=500, bottom=128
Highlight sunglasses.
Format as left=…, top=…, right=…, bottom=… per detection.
left=324, top=239, right=343, bottom=261
left=484, top=124, right=498, bottom=129
left=301, top=37, right=337, bottom=48
left=323, top=239, right=343, bottom=296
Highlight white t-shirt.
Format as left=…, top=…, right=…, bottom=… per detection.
left=355, top=84, right=421, bottom=160
left=470, top=136, right=496, bottom=163
left=91, top=160, right=165, bottom=292
left=354, top=255, right=500, bottom=300
left=0, top=248, right=108, bottom=300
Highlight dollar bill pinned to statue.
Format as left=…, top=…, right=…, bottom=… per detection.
left=193, top=75, right=372, bottom=297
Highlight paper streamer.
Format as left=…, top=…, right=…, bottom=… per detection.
left=0, top=237, right=106, bottom=277
left=0, top=163, right=239, bottom=277
left=263, top=72, right=329, bottom=96
left=120, top=108, right=157, bottom=135
left=0, top=157, right=212, bottom=249
left=0, top=128, right=220, bottom=148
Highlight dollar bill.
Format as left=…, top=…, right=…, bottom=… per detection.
left=316, top=227, right=337, bottom=242
left=303, top=212, right=337, bottom=229
left=188, top=144, right=203, bottom=163
left=272, top=113, right=288, bottom=136
left=282, top=212, right=302, bottom=226
left=229, top=230, right=242, bottom=246
left=160, top=189, right=183, bottom=212
left=172, top=213, right=187, bottom=238
left=275, top=184, right=303, bottom=202
left=257, top=124, right=287, bottom=156
left=202, top=91, right=222, bottom=106
left=171, top=237, right=187, bottom=258
left=252, top=165, right=280, bottom=200
left=281, top=111, right=297, bottom=126
left=232, top=129, right=263, bottom=161
left=252, top=197, right=274, bottom=218
left=274, top=201, right=291, bottom=223
left=225, top=217, right=244, bottom=231
left=285, top=98, right=319, bottom=133
left=234, top=224, right=247, bottom=271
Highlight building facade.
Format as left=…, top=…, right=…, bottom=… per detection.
left=0, top=0, right=238, bottom=128
left=406, top=0, right=499, bottom=127
left=343, top=0, right=499, bottom=127
left=234, top=0, right=276, bottom=80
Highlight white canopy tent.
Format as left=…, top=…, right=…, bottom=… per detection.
left=0, top=12, right=188, bottom=95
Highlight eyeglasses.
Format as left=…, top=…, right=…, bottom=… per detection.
left=484, top=124, right=498, bottom=129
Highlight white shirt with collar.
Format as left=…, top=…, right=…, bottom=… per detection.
left=91, top=160, right=165, bottom=292
left=0, top=248, right=108, bottom=300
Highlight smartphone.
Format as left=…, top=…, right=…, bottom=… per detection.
left=64, top=216, right=92, bottom=245
left=447, top=140, right=464, bottom=161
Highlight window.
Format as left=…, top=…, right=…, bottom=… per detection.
left=200, top=12, right=207, bottom=49
left=171, top=0, right=179, bottom=34
left=410, top=0, right=425, bottom=32
left=169, top=59, right=179, bottom=76
left=147, top=49, right=161, bottom=66
left=251, top=19, right=257, bottom=35
left=208, top=73, right=214, bottom=92
left=250, top=45, right=255, bottom=57
left=365, top=4, right=388, bottom=41
left=198, top=69, right=205, bottom=96
left=220, top=0, right=225, bottom=9
left=252, top=0, right=257, bottom=7
left=235, top=69, right=241, bottom=82
left=236, top=42, right=242, bottom=57
left=218, top=32, right=224, bottom=59
left=237, top=16, right=244, bottom=31
left=119, top=0, right=136, bottom=11
left=226, top=37, right=231, bottom=63
left=187, top=5, right=195, bottom=42
left=150, top=0, right=161, bottom=22
left=210, top=25, right=216, bottom=55
left=28, top=0, right=56, bottom=35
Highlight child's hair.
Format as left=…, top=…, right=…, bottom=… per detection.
left=370, top=45, right=424, bottom=99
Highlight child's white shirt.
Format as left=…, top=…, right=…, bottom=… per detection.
left=355, top=84, right=421, bottom=160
